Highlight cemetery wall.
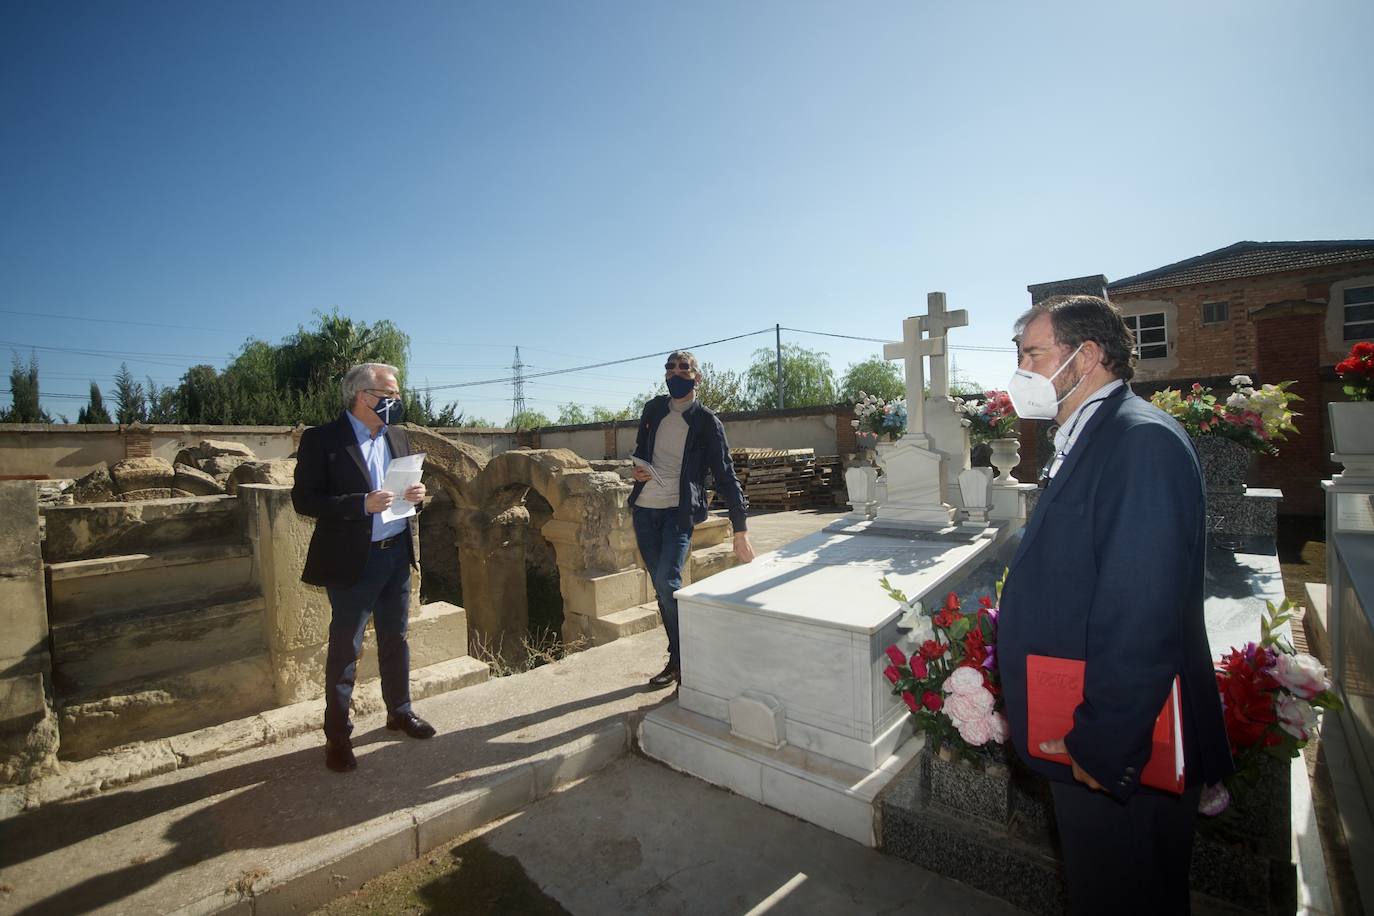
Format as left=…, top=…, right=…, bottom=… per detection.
left=535, top=404, right=852, bottom=461
left=0, top=424, right=520, bottom=478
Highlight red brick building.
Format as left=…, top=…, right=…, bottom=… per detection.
left=1016, top=241, right=1374, bottom=515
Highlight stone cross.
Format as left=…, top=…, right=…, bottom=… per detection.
left=883, top=316, right=942, bottom=434
left=917, top=292, right=968, bottom=399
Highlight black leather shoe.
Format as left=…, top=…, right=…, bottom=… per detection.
left=325, top=738, right=357, bottom=772
left=386, top=712, right=436, bottom=739
left=647, top=663, right=680, bottom=689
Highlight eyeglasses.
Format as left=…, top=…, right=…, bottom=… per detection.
left=664, top=361, right=694, bottom=371
left=365, top=388, right=402, bottom=399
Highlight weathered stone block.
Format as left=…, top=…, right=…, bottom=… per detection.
left=42, top=495, right=240, bottom=563
left=73, top=464, right=115, bottom=503
left=173, top=462, right=225, bottom=496
left=110, top=456, right=175, bottom=493
left=202, top=455, right=251, bottom=480
left=225, top=458, right=296, bottom=495
left=196, top=438, right=256, bottom=459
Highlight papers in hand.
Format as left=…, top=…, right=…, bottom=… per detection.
left=631, top=455, right=664, bottom=487
left=380, top=453, right=426, bottom=523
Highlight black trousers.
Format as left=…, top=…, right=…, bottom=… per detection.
left=1051, top=781, right=1202, bottom=916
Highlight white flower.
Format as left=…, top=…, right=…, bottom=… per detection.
left=944, top=666, right=986, bottom=696
left=1226, top=392, right=1249, bottom=410
left=1269, top=652, right=1330, bottom=699
left=898, top=602, right=935, bottom=643
left=1276, top=694, right=1318, bottom=740
left=1230, top=375, right=1253, bottom=388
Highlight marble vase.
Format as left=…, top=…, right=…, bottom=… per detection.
left=1329, top=401, right=1374, bottom=480
left=988, top=437, right=1021, bottom=483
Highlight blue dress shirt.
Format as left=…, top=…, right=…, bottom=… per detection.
left=345, top=410, right=410, bottom=542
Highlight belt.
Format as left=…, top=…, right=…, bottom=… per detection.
left=372, top=534, right=405, bottom=550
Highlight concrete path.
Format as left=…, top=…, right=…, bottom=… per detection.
left=438, top=756, right=1026, bottom=916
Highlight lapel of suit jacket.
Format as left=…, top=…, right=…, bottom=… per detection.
left=1007, top=386, right=1131, bottom=577
left=384, top=424, right=409, bottom=461
left=338, top=413, right=372, bottom=485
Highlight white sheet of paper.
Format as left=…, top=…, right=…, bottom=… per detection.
left=631, top=455, right=664, bottom=486
left=379, top=452, right=426, bottom=523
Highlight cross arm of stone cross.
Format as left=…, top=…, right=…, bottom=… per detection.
left=919, top=293, right=967, bottom=400
left=883, top=316, right=944, bottom=429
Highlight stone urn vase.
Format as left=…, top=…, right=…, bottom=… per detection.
left=1190, top=435, right=1253, bottom=494
left=1329, top=401, right=1374, bottom=480
left=988, top=437, right=1021, bottom=483
left=854, top=431, right=879, bottom=452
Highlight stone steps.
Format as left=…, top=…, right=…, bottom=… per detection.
left=685, top=541, right=738, bottom=585
left=586, top=603, right=663, bottom=644
left=355, top=600, right=472, bottom=680
left=47, top=540, right=256, bottom=625
left=57, top=653, right=278, bottom=760
left=50, top=592, right=267, bottom=699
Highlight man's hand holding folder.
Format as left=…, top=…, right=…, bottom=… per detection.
left=1026, top=654, right=1185, bottom=795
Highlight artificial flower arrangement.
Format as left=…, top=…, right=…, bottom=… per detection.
left=1149, top=375, right=1300, bottom=456
left=953, top=389, right=1017, bottom=444
left=853, top=391, right=908, bottom=441
left=1335, top=341, right=1374, bottom=401
left=878, top=577, right=1006, bottom=762
left=1200, top=599, right=1342, bottom=816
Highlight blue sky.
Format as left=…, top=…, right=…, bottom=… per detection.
left=3, top=1, right=1371, bottom=423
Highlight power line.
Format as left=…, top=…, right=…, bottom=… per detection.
left=0, top=308, right=243, bottom=334
left=415, top=327, right=774, bottom=393
left=781, top=326, right=1016, bottom=353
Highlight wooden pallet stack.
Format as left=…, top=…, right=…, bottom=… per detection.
left=721, top=447, right=841, bottom=510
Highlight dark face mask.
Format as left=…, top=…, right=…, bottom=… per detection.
left=666, top=375, right=697, bottom=399
left=373, top=396, right=404, bottom=425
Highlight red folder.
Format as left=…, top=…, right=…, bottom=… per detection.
left=1025, top=654, right=1185, bottom=794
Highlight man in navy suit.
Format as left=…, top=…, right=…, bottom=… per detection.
left=998, top=296, right=1233, bottom=914
left=292, top=362, right=435, bottom=773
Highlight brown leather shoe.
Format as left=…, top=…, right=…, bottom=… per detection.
left=325, top=738, right=357, bottom=772
left=647, top=662, right=680, bottom=689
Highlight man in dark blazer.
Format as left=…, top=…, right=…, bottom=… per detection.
left=998, top=296, right=1233, bottom=914
left=292, top=362, right=434, bottom=773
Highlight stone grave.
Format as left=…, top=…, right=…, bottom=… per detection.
left=639, top=292, right=1034, bottom=844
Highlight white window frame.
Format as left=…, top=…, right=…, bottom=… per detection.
left=1345, top=285, right=1374, bottom=341
left=1125, top=312, right=1169, bottom=360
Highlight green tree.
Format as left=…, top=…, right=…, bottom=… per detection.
left=176, top=365, right=221, bottom=424
left=145, top=376, right=179, bottom=423
left=404, top=388, right=464, bottom=428
left=591, top=405, right=633, bottom=422
left=3, top=352, right=51, bottom=423
left=112, top=363, right=147, bottom=424
left=510, top=409, right=551, bottom=430
left=557, top=403, right=591, bottom=425
left=839, top=355, right=905, bottom=403
left=696, top=361, right=749, bottom=413
left=78, top=381, right=113, bottom=424
left=744, top=343, right=836, bottom=410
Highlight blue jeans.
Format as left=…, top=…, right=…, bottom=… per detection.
left=323, top=542, right=413, bottom=741
left=632, top=506, right=693, bottom=667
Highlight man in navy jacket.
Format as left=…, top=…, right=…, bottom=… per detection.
left=998, top=297, right=1232, bottom=914
left=629, top=350, right=754, bottom=688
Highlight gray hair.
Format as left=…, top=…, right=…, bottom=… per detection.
left=341, top=362, right=400, bottom=408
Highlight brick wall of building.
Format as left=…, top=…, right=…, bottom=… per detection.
left=1251, top=308, right=1331, bottom=516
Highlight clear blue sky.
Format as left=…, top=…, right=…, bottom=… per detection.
left=3, top=1, right=1371, bottom=423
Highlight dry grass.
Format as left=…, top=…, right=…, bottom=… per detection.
left=468, top=629, right=589, bottom=678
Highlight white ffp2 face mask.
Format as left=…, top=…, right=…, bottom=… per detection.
left=1006, top=344, right=1084, bottom=420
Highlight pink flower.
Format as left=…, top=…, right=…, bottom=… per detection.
left=987, top=712, right=1008, bottom=744
left=885, top=645, right=907, bottom=667
left=1268, top=652, right=1329, bottom=699
left=944, top=665, right=986, bottom=697
left=1199, top=782, right=1231, bottom=816
left=957, top=714, right=994, bottom=746
left=883, top=665, right=901, bottom=685
left=944, top=686, right=995, bottom=726
left=1276, top=694, right=1318, bottom=740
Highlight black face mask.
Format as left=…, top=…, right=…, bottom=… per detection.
left=666, top=376, right=696, bottom=399
left=373, top=397, right=404, bottom=425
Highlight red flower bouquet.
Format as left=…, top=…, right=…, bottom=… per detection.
left=1201, top=600, right=1343, bottom=816
left=1335, top=340, right=1374, bottom=401
left=879, top=577, right=1006, bottom=761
